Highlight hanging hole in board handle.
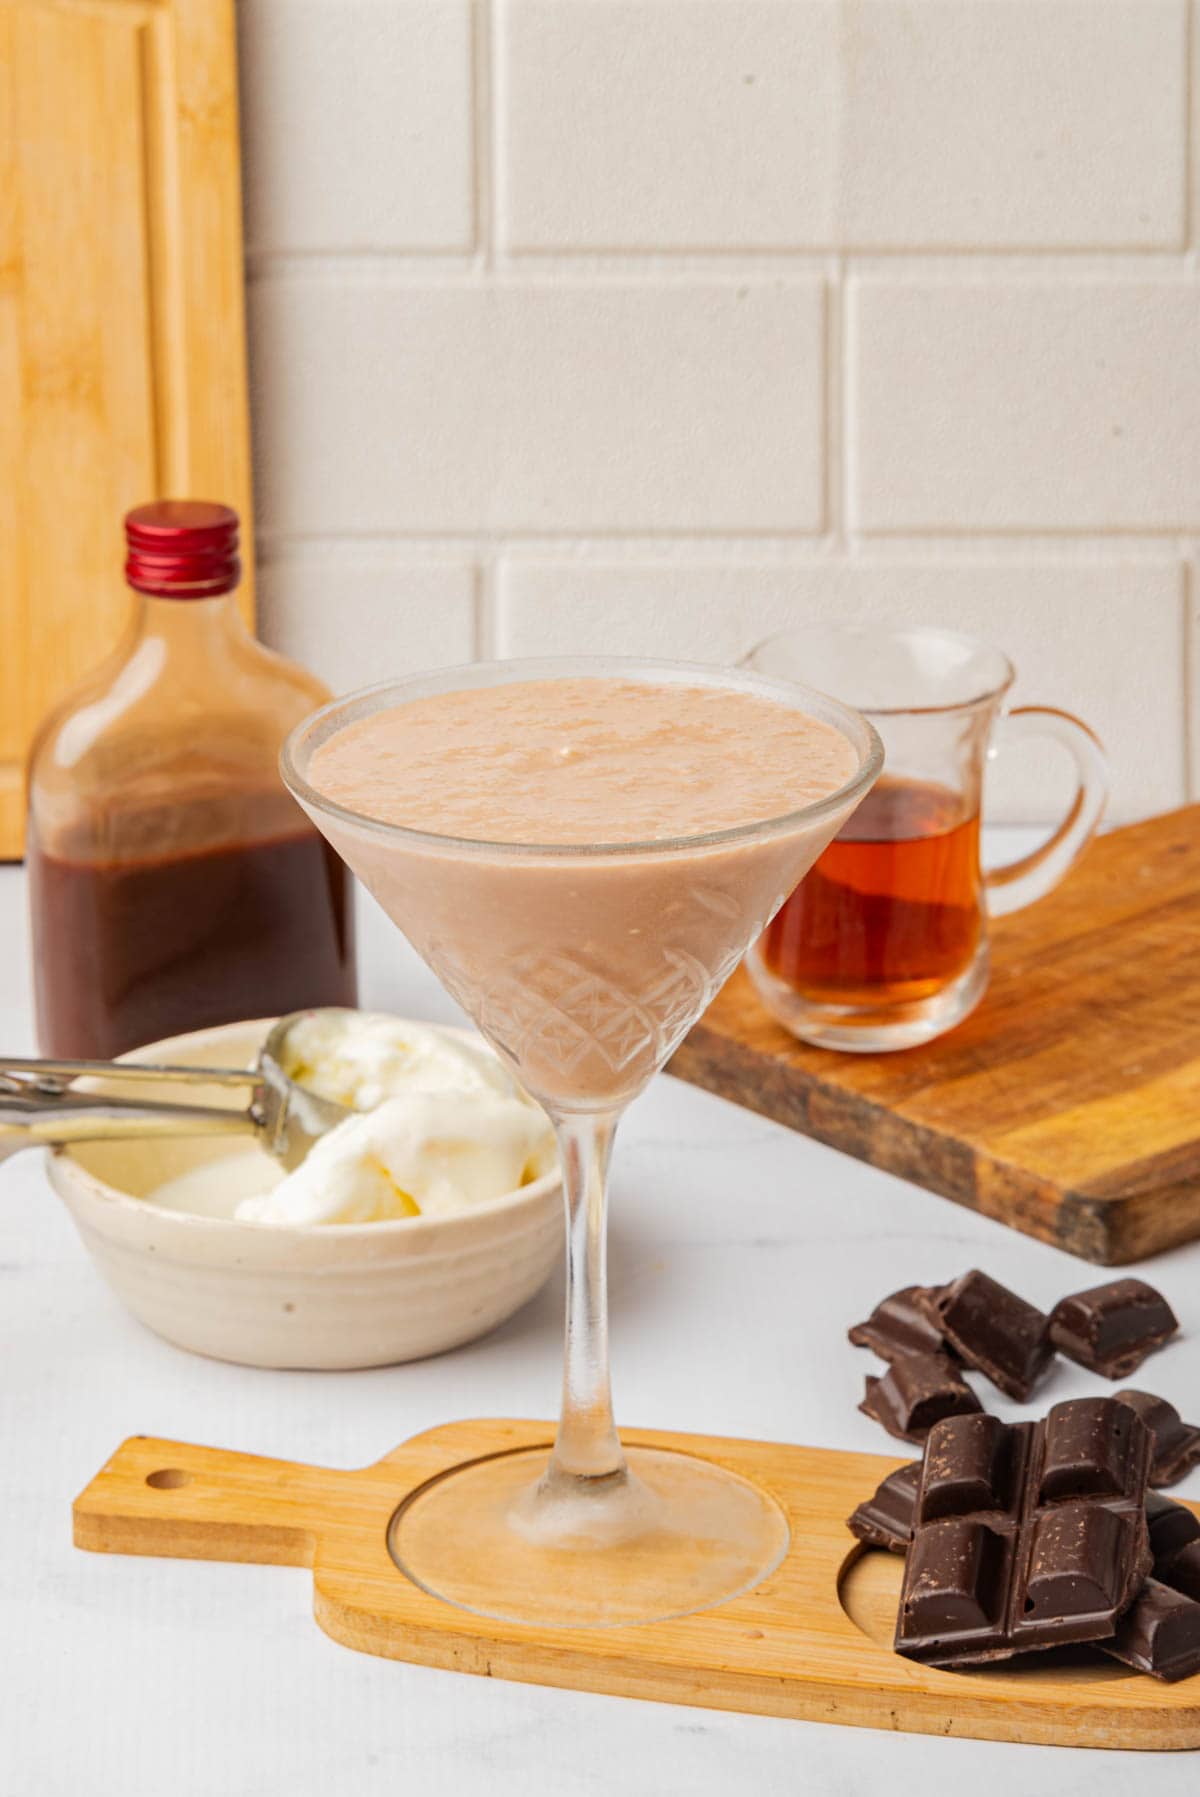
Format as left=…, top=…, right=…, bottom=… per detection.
left=145, top=1468, right=193, bottom=1490
left=985, top=706, right=1109, bottom=918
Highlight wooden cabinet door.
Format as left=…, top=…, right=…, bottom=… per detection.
left=0, top=0, right=253, bottom=857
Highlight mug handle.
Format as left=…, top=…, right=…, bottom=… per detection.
left=984, top=707, right=1109, bottom=918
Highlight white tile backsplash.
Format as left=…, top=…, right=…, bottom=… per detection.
left=238, top=0, right=474, bottom=253
left=499, top=0, right=1186, bottom=253
left=250, top=278, right=825, bottom=533
left=499, top=0, right=837, bottom=251
left=257, top=557, right=476, bottom=694
left=237, top=0, right=1200, bottom=823
left=851, top=280, right=1200, bottom=533
left=832, top=0, right=1186, bottom=251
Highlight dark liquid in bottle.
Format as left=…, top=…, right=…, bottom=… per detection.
left=30, top=827, right=357, bottom=1058
left=760, top=776, right=982, bottom=1005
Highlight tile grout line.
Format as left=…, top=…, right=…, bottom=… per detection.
left=474, top=557, right=499, bottom=660
left=821, top=257, right=842, bottom=547
left=244, top=248, right=1200, bottom=282
left=471, top=0, right=495, bottom=273
left=474, top=0, right=496, bottom=652
left=836, top=255, right=851, bottom=550
left=1185, top=0, right=1195, bottom=253
left=254, top=531, right=1195, bottom=559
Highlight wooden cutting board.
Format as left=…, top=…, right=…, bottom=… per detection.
left=73, top=1420, right=1200, bottom=1750
left=0, top=0, right=253, bottom=858
left=669, top=806, right=1200, bottom=1267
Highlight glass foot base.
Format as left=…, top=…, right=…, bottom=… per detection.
left=388, top=1445, right=790, bottom=1629
left=746, top=943, right=989, bottom=1052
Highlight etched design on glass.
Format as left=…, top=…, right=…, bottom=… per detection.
left=426, top=923, right=762, bottom=1084
left=478, top=949, right=710, bottom=1076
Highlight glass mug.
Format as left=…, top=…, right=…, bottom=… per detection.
left=742, top=624, right=1109, bottom=1052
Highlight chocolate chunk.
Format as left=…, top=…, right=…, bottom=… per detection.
left=903, top=1515, right=1009, bottom=1641
left=1049, top=1279, right=1178, bottom=1380
left=928, top=1269, right=1053, bottom=1403
left=1165, top=1543, right=1200, bottom=1603
left=847, top=1461, right=922, bottom=1552
left=920, top=1408, right=1019, bottom=1520
left=1146, top=1490, right=1200, bottom=1568
left=895, top=1399, right=1152, bottom=1667
left=1116, top=1390, right=1200, bottom=1488
left=1100, top=1493, right=1200, bottom=1680
left=1138, top=1491, right=1200, bottom=1603
left=848, top=1285, right=950, bottom=1362
left=860, top=1353, right=982, bottom=1445
left=1103, top=1580, right=1200, bottom=1683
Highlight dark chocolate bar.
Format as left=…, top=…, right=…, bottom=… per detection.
left=926, top=1269, right=1053, bottom=1402
left=859, top=1353, right=981, bottom=1444
left=1049, top=1279, right=1178, bottom=1379
left=847, top=1465, right=1200, bottom=1680
left=1104, top=1580, right=1200, bottom=1683
left=847, top=1461, right=922, bottom=1552
left=895, top=1399, right=1152, bottom=1667
left=1116, top=1390, right=1200, bottom=1488
left=848, top=1285, right=950, bottom=1362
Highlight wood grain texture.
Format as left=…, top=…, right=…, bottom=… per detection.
left=669, top=806, right=1200, bottom=1267
left=0, top=0, right=253, bottom=859
left=73, top=1420, right=1200, bottom=1750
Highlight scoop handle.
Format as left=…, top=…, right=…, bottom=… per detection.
left=0, top=1056, right=255, bottom=1089
left=0, top=1087, right=258, bottom=1163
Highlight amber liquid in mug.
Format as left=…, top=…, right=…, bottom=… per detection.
left=759, top=776, right=982, bottom=1006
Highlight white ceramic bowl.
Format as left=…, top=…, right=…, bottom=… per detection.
left=46, top=1019, right=562, bottom=1370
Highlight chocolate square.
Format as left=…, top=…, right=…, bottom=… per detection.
left=928, top=1269, right=1053, bottom=1402
left=1116, top=1390, right=1200, bottom=1488
left=1049, top=1279, right=1178, bottom=1380
left=1165, top=1542, right=1200, bottom=1603
left=1105, top=1580, right=1200, bottom=1683
left=859, top=1353, right=982, bottom=1445
left=1146, top=1490, right=1200, bottom=1566
left=846, top=1461, right=922, bottom=1553
left=848, top=1285, right=950, bottom=1362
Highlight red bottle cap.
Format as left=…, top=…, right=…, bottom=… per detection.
left=124, top=500, right=241, bottom=598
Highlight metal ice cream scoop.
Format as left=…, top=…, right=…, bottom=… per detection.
left=0, top=1011, right=355, bottom=1171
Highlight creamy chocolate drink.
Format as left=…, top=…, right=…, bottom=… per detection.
left=304, top=676, right=870, bottom=1109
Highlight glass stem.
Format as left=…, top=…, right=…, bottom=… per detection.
left=546, top=1109, right=626, bottom=1484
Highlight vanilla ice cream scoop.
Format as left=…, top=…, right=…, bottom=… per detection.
left=233, top=1013, right=554, bottom=1226
left=279, top=1009, right=516, bottom=1113
left=236, top=1088, right=552, bottom=1226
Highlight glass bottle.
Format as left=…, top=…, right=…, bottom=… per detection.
left=27, top=500, right=357, bottom=1057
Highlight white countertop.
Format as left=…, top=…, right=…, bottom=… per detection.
left=2, top=853, right=1198, bottom=1796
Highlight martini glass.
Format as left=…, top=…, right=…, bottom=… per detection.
left=282, top=657, right=881, bottom=1627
